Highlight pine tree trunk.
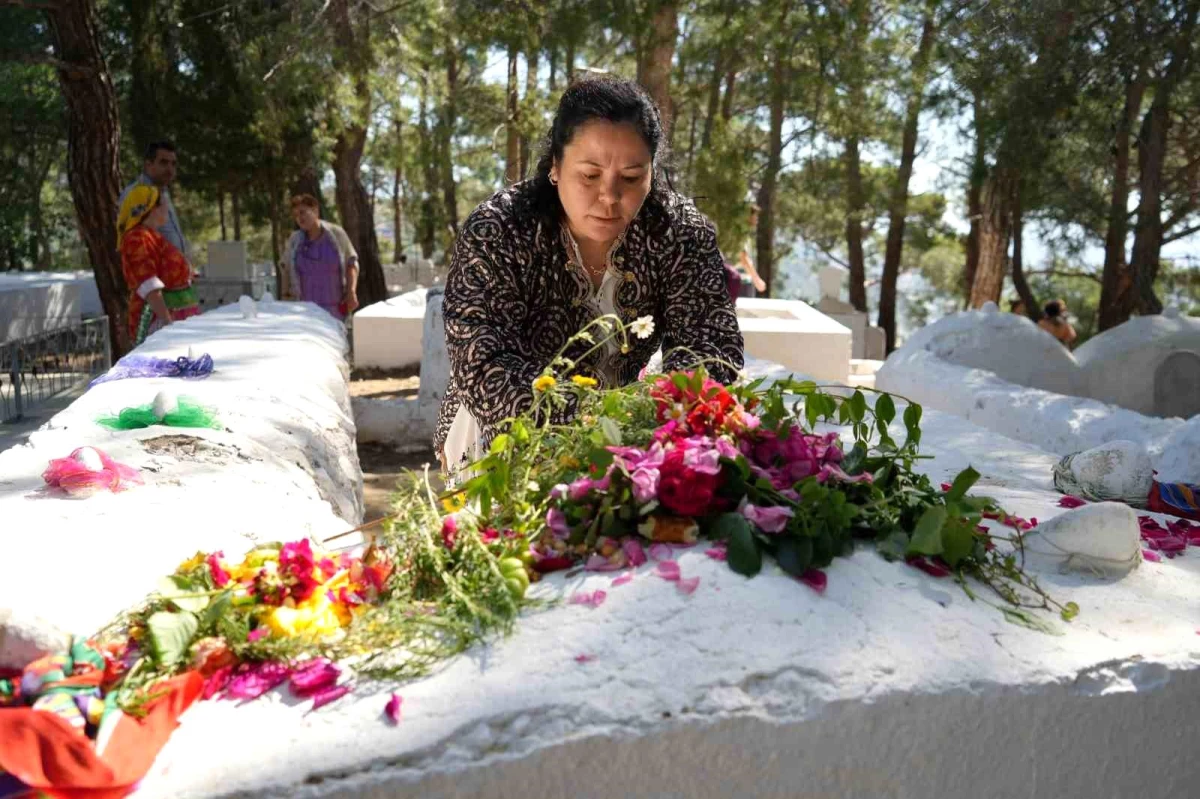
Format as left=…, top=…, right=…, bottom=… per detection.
left=844, top=136, right=867, bottom=312
left=878, top=4, right=935, bottom=353
left=1098, top=68, right=1146, bottom=330
left=504, top=45, right=521, bottom=185
left=754, top=35, right=787, bottom=299
left=232, top=187, right=242, bottom=241
left=642, top=2, right=678, bottom=133
left=418, top=70, right=438, bottom=260
left=963, top=90, right=984, bottom=306
left=441, top=47, right=459, bottom=236
left=392, top=117, right=404, bottom=264
left=1010, top=184, right=1039, bottom=321
left=218, top=189, right=227, bottom=240
left=969, top=168, right=1015, bottom=308
left=701, top=49, right=725, bottom=149
left=721, top=66, right=737, bottom=121
left=520, top=48, right=538, bottom=179
left=45, top=0, right=129, bottom=355
left=565, top=38, right=575, bottom=85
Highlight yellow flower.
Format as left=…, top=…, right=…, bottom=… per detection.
left=533, top=374, right=557, bottom=392
left=263, top=591, right=344, bottom=639
left=176, top=552, right=207, bottom=573
left=571, top=375, right=598, bottom=389
left=441, top=491, right=466, bottom=513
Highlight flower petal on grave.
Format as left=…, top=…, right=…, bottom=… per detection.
left=798, top=569, right=827, bottom=595
left=385, top=693, right=403, bottom=724
left=677, top=576, right=700, bottom=595
left=655, top=560, right=681, bottom=581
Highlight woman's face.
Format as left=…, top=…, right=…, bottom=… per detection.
left=551, top=120, right=653, bottom=247
left=293, top=204, right=320, bottom=232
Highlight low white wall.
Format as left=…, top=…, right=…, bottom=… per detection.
left=1075, top=312, right=1200, bottom=416
left=352, top=289, right=428, bottom=369
left=0, top=300, right=361, bottom=638
left=0, top=282, right=82, bottom=340
left=737, top=298, right=852, bottom=382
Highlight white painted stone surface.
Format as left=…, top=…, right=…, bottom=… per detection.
left=204, top=241, right=250, bottom=280
left=127, top=388, right=1200, bottom=799
left=0, top=302, right=362, bottom=641
left=892, top=306, right=1083, bottom=396
left=0, top=270, right=101, bottom=319
left=1074, top=312, right=1200, bottom=417
left=352, top=289, right=428, bottom=369
left=736, top=298, right=852, bottom=382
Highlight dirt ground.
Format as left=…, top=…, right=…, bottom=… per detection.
left=350, top=365, right=440, bottom=521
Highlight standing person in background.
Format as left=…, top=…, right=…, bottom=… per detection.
left=282, top=194, right=360, bottom=321
left=117, top=186, right=201, bottom=345
left=735, top=203, right=767, bottom=297
left=118, top=141, right=189, bottom=258
left=1038, top=299, right=1077, bottom=348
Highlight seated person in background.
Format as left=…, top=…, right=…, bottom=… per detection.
left=1037, top=299, right=1077, bottom=348
left=117, top=185, right=201, bottom=345
left=282, top=194, right=360, bottom=320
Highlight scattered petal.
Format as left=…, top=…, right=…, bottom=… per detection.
left=798, top=569, right=827, bottom=595
left=611, top=573, right=634, bottom=587
left=655, top=560, right=681, bottom=581
left=290, top=659, right=341, bottom=698
left=621, top=538, right=648, bottom=567
left=677, top=576, right=700, bottom=595
left=906, top=555, right=952, bottom=578
left=648, top=543, right=674, bottom=562
left=584, top=553, right=624, bottom=572
left=704, top=545, right=728, bottom=561
left=384, top=693, right=403, bottom=725
left=569, top=590, right=608, bottom=608
left=310, top=683, right=351, bottom=710
left=1057, top=495, right=1087, bottom=508
left=574, top=653, right=597, bottom=664
left=1142, top=549, right=1162, bottom=563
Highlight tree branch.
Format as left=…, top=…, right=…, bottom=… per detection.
left=1164, top=221, right=1200, bottom=245
left=0, top=49, right=92, bottom=72
left=1026, top=268, right=1102, bottom=284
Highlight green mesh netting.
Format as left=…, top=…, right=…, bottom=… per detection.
left=96, top=399, right=221, bottom=430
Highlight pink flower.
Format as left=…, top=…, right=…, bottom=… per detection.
left=680, top=437, right=722, bottom=475
left=570, top=590, right=608, bottom=608
left=798, top=568, right=826, bottom=595
left=677, top=576, right=700, bottom=595
left=385, top=693, right=403, bottom=724
left=1057, top=495, right=1087, bottom=508
left=714, top=437, right=741, bottom=460
left=655, top=560, right=681, bottom=581
left=441, top=516, right=458, bottom=549
left=621, top=538, right=647, bottom=567
left=630, top=467, right=661, bottom=503
left=816, top=463, right=873, bottom=484
left=480, top=527, right=500, bottom=544
left=247, top=627, right=268, bottom=643
left=311, top=683, right=351, bottom=710
left=206, top=552, right=231, bottom=587
left=741, top=503, right=794, bottom=534
left=546, top=507, right=570, bottom=538
left=290, top=659, right=341, bottom=698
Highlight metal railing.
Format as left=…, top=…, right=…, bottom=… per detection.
left=1, top=316, right=111, bottom=423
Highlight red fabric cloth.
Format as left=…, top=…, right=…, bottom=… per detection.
left=119, top=227, right=194, bottom=341
left=0, top=672, right=202, bottom=799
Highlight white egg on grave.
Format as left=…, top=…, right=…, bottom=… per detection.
left=187, top=345, right=197, bottom=361
left=261, top=291, right=275, bottom=304
left=73, top=446, right=105, bottom=472
left=239, top=295, right=257, bottom=319
left=153, top=389, right=179, bottom=420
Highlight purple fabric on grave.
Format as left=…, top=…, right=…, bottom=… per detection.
left=89, top=353, right=214, bottom=387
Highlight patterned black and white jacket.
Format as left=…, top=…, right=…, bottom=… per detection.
left=433, top=181, right=744, bottom=455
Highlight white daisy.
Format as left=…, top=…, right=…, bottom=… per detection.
left=630, top=315, right=655, bottom=340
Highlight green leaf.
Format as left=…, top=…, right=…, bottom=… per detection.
left=940, top=518, right=976, bottom=567
left=876, top=530, right=909, bottom=561
left=157, top=575, right=210, bottom=613
left=708, top=512, right=747, bottom=542
left=875, top=393, right=896, bottom=426
left=488, top=434, right=512, bottom=455
left=903, top=403, right=923, bottom=447
left=805, top=397, right=820, bottom=429
left=776, top=537, right=813, bottom=578
left=598, top=416, right=622, bottom=446
left=146, top=611, right=198, bottom=668
left=944, top=466, right=980, bottom=503
left=841, top=441, right=867, bottom=476
left=811, top=530, right=835, bottom=567
left=725, top=516, right=762, bottom=577
left=849, top=391, right=867, bottom=423
left=199, top=591, right=232, bottom=632
left=907, top=505, right=947, bottom=556
left=1001, top=608, right=1063, bottom=635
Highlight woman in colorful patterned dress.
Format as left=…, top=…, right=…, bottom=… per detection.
left=434, top=75, right=744, bottom=475
left=117, top=185, right=201, bottom=345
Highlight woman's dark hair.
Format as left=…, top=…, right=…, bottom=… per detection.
left=1043, top=299, right=1063, bottom=319
left=528, top=75, right=673, bottom=235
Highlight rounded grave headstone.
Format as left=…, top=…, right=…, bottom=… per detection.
left=1153, top=350, right=1200, bottom=419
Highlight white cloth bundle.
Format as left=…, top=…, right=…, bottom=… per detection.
left=1020, top=502, right=1142, bottom=576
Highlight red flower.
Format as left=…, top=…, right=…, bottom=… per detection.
left=206, top=552, right=230, bottom=588
left=657, top=447, right=721, bottom=517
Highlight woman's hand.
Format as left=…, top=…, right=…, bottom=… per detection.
left=342, top=288, right=360, bottom=314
